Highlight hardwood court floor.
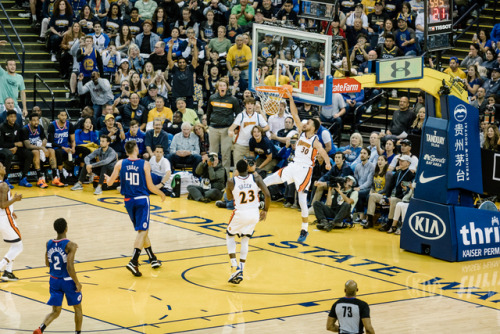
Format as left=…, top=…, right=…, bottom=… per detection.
left=0, top=187, right=499, bottom=333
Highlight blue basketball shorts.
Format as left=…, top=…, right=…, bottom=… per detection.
left=48, top=276, right=82, bottom=306
left=124, top=196, right=150, bottom=231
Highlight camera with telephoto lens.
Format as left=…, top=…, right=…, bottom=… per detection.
left=244, top=156, right=255, bottom=167
left=209, top=156, right=215, bottom=162
left=328, top=176, right=345, bottom=188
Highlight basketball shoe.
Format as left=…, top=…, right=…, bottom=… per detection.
left=228, top=268, right=243, bottom=284
left=297, top=229, right=308, bottom=242
left=1, top=271, right=19, bottom=281
left=126, top=262, right=142, bottom=277
left=150, top=258, right=162, bottom=269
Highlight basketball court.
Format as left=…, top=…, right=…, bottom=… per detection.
left=0, top=187, right=499, bottom=333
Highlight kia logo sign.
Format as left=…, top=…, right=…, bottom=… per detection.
left=453, top=104, right=467, bottom=123
left=408, top=211, right=447, bottom=240
left=332, top=78, right=361, bottom=93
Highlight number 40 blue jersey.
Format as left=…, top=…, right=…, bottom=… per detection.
left=120, top=159, right=149, bottom=198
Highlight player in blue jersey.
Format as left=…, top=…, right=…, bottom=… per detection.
left=33, top=218, right=82, bottom=334
left=106, top=140, right=166, bottom=277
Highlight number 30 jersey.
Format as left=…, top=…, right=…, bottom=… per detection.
left=120, top=159, right=149, bottom=198
left=233, top=174, right=260, bottom=210
left=293, top=133, right=318, bottom=167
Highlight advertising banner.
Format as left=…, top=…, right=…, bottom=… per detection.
left=414, top=117, right=449, bottom=204
left=481, top=149, right=500, bottom=197
left=401, top=198, right=457, bottom=261
left=455, top=206, right=500, bottom=261
left=446, top=96, right=483, bottom=194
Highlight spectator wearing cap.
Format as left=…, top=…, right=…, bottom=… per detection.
left=257, top=33, right=275, bottom=62
left=444, top=57, right=466, bottom=80
left=99, top=111, right=126, bottom=156
left=168, top=122, right=202, bottom=174
left=167, top=36, right=199, bottom=110
left=176, top=98, right=200, bottom=126
left=461, top=44, right=483, bottom=68
left=483, top=67, right=500, bottom=97
left=314, top=175, right=358, bottom=232
left=140, top=83, right=168, bottom=118
left=395, top=16, right=417, bottom=56
left=227, top=34, right=252, bottom=80
left=367, top=1, right=389, bottom=35
left=231, top=0, right=255, bottom=27
left=149, top=41, right=169, bottom=72
left=187, top=152, right=225, bottom=202
left=145, top=118, right=169, bottom=159
left=346, top=3, right=369, bottom=29
left=135, top=20, right=160, bottom=57
left=389, top=139, right=419, bottom=172
left=78, top=71, right=114, bottom=121
left=364, top=154, right=415, bottom=229
left=135, top=0, right=158, bottom=21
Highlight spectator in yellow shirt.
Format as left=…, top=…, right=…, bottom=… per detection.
left=264, top=66, right=292, bottom=86
left=443, top=57, right=467, bottom=80
left=227, top=34, right=252, bottom=80
left=145, top=96, right=173, bottom=130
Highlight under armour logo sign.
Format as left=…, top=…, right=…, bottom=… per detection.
left=391, top=61, right=410, bottom=78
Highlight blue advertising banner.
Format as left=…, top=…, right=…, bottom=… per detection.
left=455, top=206, right=500, bottom=261
left=414, top=117, right=449, bottom=204
left=446, top=96, right=483, bottom=193
left=400, top=198, right=457, bottom=261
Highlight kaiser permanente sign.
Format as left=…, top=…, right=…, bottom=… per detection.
left=401, top=95, right=500, bottom=262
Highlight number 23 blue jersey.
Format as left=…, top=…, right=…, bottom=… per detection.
left=120, top=158, right=149, bottom=198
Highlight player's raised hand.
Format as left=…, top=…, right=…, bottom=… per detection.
left=259, top=210, right=267, bottom=221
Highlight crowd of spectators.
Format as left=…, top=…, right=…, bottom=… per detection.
left=1, top=1, right=499, bottom=232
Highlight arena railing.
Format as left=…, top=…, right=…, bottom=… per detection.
left=0, top=2, right=26, bottom=75
left=33, top=74, right=56, bottom=120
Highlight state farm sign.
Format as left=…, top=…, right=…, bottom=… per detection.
left=332, top=78, right=362, bottom=93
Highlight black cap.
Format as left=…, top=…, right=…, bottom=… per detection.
left=492, top=67, right=500, bottom=73
left=148, top=83, right=158, bottom=90
left=401, top=139, right=412, bottom=146
left=6, top=110, right=17, bottom=116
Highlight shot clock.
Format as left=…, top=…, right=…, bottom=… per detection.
left=424, top=0, right=454, bottom=51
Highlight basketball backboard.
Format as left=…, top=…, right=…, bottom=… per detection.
left=249, top=23, right=333, bottom=106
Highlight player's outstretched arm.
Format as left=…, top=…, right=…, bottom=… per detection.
left=105, top=160, right=123, bottom=186
left=144, top=161, right=166, bottom=201
left=287, top=93, right=302, bottom=135
left=66, top=241, right=82, bottom=293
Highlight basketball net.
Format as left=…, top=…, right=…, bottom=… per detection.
left=255, top=85, right=293, bottom=116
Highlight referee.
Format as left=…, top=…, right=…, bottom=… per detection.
left=327, top=280, right=375, bottom=334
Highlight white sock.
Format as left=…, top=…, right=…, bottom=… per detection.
left=0, top=258, right=7, bottom=271
left=301, top=222, right=309, bottom=231
left=240, top=237, right=250, bottom=265
left=239, top=261, right=245, bottom=271
left=5, top=260, right=13, bottom=272
left=230, top=258, right=237, bottom=267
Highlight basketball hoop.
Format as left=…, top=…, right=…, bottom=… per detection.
left=254, top=85, right=293, bottom=115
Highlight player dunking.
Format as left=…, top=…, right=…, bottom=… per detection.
left=264, top=93, right=331, bottom=242
left=226, top=159, right=271, bottom=284
left=106, top=140, right=166, bottom=277
left=0, top=162, right=23, bottom=281
left=33, top=218, right=82, bottom=334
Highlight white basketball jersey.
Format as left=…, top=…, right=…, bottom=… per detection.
left=233, top=174, right=260, bottom=210
left=293, top=133, right=318, bottom=167
left=0, top=181, right=13, bottom=216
